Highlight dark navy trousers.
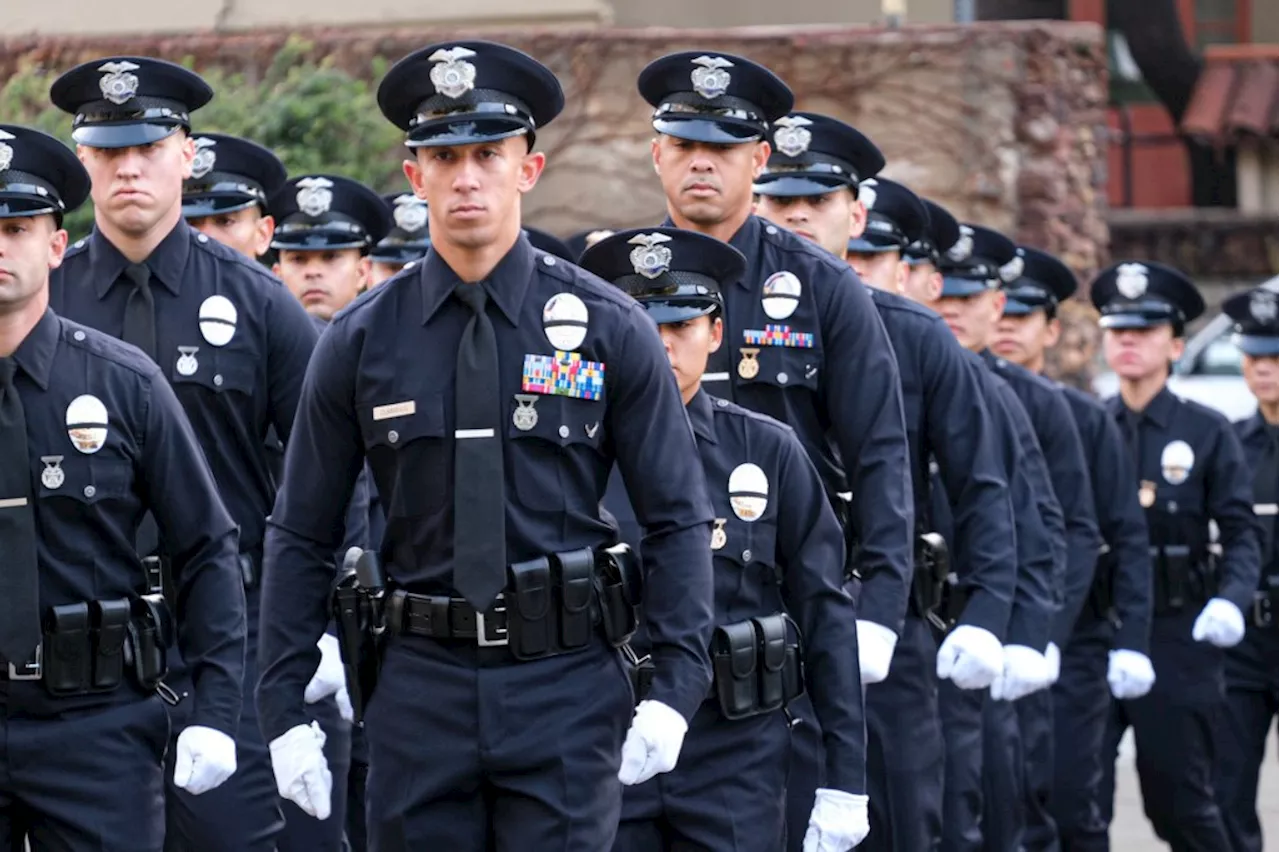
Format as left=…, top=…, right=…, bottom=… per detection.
left=981, top=695, right=1025, bottom=852
left=1216, top=623, right=1278, bottom=852
left=938, top=679, right=985, bottom=852
left=1050, top=617, right=1112, bottom=852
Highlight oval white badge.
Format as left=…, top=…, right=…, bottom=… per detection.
left=199, top=295, right=238, bottom=348
left=1160, top=439, right=1195, bottom=485
left=66, top=394, right=109, bottom=454
left=728, top=462, right=770, bottom=522
left=542, top=293, right=589, bottom=352
left=761, top=271, right=802, bottom=320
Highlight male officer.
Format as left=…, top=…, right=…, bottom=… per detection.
left=0, top=124, right=245, bottom=850
left=754, top=131, right=1017, bottom=852
left=639, top=48, right=913, bottom=730
left=1216, top=284, right=1278, bottom=852
left=182, top=132, right=287, bottom=261
left=1089, top=262, right=1260, bottom=851
left=585, top=226, right=868, bottom=852
left=369, top=192, right=431, bottom=289
left=993, top=246, right=1155, bottom=850
left=256, top=41, right=717, bottom=850
left=45, top=56, right=323, bottom=851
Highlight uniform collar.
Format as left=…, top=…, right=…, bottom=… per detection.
left=90, top=219, right=192, bottom=299
left=1111, top=384, right=1177, bottom=428
left=686, top=387, right=718, bottom=445
left=418, top=234, right=534, bottom=327
left=12, top=309, right=61, bottom=391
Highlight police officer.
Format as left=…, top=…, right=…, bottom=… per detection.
left=1216, top=284, right=1278, bottom=852
left=909, top=206, right=1067, bottom=852
left=1089, top=261, right=1261, bottom=851
left=0, top=124, right=245, bottom=849
left=369, top=192, right=431, bottom=289
left=256, top=41, right=717, bottom=850
left=45, top=56, right=324, bottom=851
left=584, top=226, right=868, bottom=852
left=754, top=128, right=1017, bottom=852
left=182, top=132, right=287, bottom=261
left=638, top=54, right=914, bottom=797
left=992, top=246, right=1156, bottom=850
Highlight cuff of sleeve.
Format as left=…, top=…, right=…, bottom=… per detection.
left=1219, top=584, right=1257, bottom=619
left=255, top=687, right=313, bottom=744
left=825, top=751, right=868, bottom=796
left=854, top=580, right=908, bottom=636
left=1111, top=618, right=1150, bottom=656
left=1006, top=606, right=1052, bottom=652
left=957, top=590, right=1011, bottom=642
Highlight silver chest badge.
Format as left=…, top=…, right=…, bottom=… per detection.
left=98, top=61, right=141, bottom=106
left=1115, top=263, right=1149, bottom=301
left=627, top=232, right=673, bottom=279
left=176, top=346, right=200, bottom=376
left=392, top=194, right=428, bottom=232
left=190, top=138, right=217, bottom=179
left=40, top=456, right=65, bottom=490
left=946, top=226, right=974, bottom=263
left=296, top=177, right=334, bottom=218
left=513, top=394, right=540, bottom=431
left=1160, top=439, right=1195, bottom=485
left=0, top=129, right=13, bottom=173
left=542, top=293, right=590, bottom=352
left=859, top=179, right=879, bottom=211
left=772, top=116, right=813, bottom=158
left=728, top=463, right=769, bottom=522
left=690, top=55, right=734, bottom=99
left=428, top=47, right=479, bottom=99
left=66, top=394, right=109, bottom=455
left=198, top=295, right=238, bottom=347
left=761, top=271, right=802, bottom=320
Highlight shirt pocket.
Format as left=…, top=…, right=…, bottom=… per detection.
left=358, top=394, right=448, bottom=518
left=34, top=455, right=134, bottom=505
left=711, top=513, right=781, bottom=622
left=735, top=345, right=822, bottom=392
left=506, top=394, right=606, bottom=511
left=168, top=347, right=258, bottom=397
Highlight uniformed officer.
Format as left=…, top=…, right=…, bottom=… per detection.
left=369, top=192, right=431, bottom=289
left=0, top=124, right=245, bottom=850
left=45, top=56, right=325, bottom=852
left=901, top=198, right=959, bottom=307
left=1088, top=261, right=1261, bottom=850
left=584, top=226, right=868, bottom=852
left=637, top=56, right=914, bottom=821
left=754, top=130, right=1017, bottom=852
left=992, top=246, right=1156, bottom=850
left=1215, top=284, right=1278, bottom=852
left=255, top=41, right=717, bottom=850
left=182, top=132, right=287, bottom=261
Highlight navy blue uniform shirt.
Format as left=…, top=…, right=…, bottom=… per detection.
left=1109, top=388, right=1260, bottom=615
left=870, top=289, right=1016, bottom=638
left=1, top=309, right=245, bottom=733
left=49, top=222, right=320, bottom=556
left=1059, top=384, right=1153, bottom=654
left=256, top=235, right=716, bottom=740
left=1235, top=414, right=1278, bottom=590
left=689, top=214, right=913, bottom=634
left=982, top=351, right=1100, bottom=648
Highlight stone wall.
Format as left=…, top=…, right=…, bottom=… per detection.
left=1, top=20, right=1110, bottom=279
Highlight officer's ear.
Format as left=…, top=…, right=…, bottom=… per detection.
left=357, top=255, right=372, bottom=288
left=708, top=314, right=724, bottom=353
left=926, top=269, right=944, bottom=303
left=893, top=258, right=909, bottom=296
left=1169, top=335, right=1186, bottom=363
left=403, top=158, right=427, bottom=201
left=1044, top=315, right=1062, bottom=349
left=253, top=214, right=275, bottom=260
left=177, top=132, right=196, bottom=180
left=516, top=135, right=546, bottom=194
left=45, top=216, right=69, bottom=270
left=751, top=141, right=770, bottom=180
left=849, top=196, right=867, bottom=240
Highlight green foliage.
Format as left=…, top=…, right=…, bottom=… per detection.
left=0, top=37, right=406, bottom=241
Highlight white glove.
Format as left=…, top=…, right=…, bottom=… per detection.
left=1192, top=598, right=1246, bottom=648
left=856, top=620, right=898, bottom=685
left=269, top=722, right=332, bottom=820
left=1107, top=649, right=1156, bottom=700
left=618, top=700, right=688, bottom=786
left=1044, top=642, right=1061, bottom=686
left=173, top=725, right=237, bottom=795
left=803, top=788, right=870, bottom=851
left=304, top=634, right=346, bottom=705
left=936, top=624, right=1004, bottom=690
left=990, top=644, right=1051, bottom=702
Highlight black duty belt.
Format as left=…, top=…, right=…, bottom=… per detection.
left=386, top=591, right=511, bottom=647
left=1253, top=589, right=1277, bottom=629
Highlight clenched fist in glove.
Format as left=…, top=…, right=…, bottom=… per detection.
left=173, top=726, right=237, bottom=795
left=1106, top=649, right=1155, bottom=700
left=856, top=620, right=898, bottom=685
left=803, top=788, right=870, bottom=851
left=1191, top=598, right=1246, bottom=648
left=936, top=625, right=1004, bottom=690
left=618, top=700, right=688, bottom=786
left=989, top=644, right=1051, bottom=702
left=269, top=722, right=332, bottom=820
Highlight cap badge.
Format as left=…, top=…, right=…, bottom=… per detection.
left=859, top=179, right=879, bottom=211
left=1250, top=290, right=1278, bottom=324
left=98, top=61, right=141, bottom=106
left=190, top=137, right=217, bottom=179
left=295, top=176, right=334, bottom=218
left=773, top=116, right=813, bottom=158
left=946, top=225, right=974, bottom=262
left=392, top=194, right=428, bottom=232
left=690, top=55, right=734, bottom=100
left=1115, top=263, right=1149, bottom=300
left=428, top=46, right=479, bottom=99
left=998, top=254, right=1025, bottom=284
left=627, top=232, right=673, bottom=279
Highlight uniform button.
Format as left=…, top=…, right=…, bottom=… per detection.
left=742, top=549, right=753, bottom=562
left=765, top=225, right=778, bottom=235
left=213, top=374, right=224, bottom=387
left=388, top=430, right=400, bottom=444
left=558, top=425, right=570, bottom=438
left=73, top=331, right=86, bottom=341
left=197, top=233, right=209, bottom=244
left=74, top=240, right=85, bottom=249
left=543, top=256, right=556, bottom=266
left=83, top=485, right=96, bottom=498
left=716, top=398, right=728, bottom=407
left=777, top=372, right=789, bottom=384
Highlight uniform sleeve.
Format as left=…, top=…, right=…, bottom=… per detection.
left=1093, top=416, right=1153, bottom=654
left=1032, top=390, right=1102, bottom=649
left=821, top=271, right=914, bottom=634
left=608, top=306, right=716, bottom=722
left=265, top=287, right=321, bottom=445
left=775, top=430, right=865, bottom=794
left=921, top=327, right=1016, bottom=638
left=140, top=369, right=246, bottom=737
left=257, top=327, right=367, bottom=742
left=1208, top=420, right=1262, bottom=612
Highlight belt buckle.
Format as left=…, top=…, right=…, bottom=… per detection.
left=475, top=596, right=509, bottom=647
left=8, top=645, right=42, bottom=681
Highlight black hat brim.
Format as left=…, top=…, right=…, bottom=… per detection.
left=272, top=232, right=371, bottom=252
left=847, top=235, right=903, bottom=255
left=1234, top=333, right=1279, bottom=356
left=654, top=115, right=764, bottom=144
left=72, top=121, right=181, bottom=150
left=940, top=277, right=994, bottom=298
left=1001, top=297, right=1036, bottom=316
left=370, top=246, right=430, bottom=265
left=1098, top=312, right=1173, bottom=330
left=182, top=195, right=262, bottom=218
left=407, top=117, right=532, bottom=149
left=754, top=174, right=852, bottom=197
left=639, top=299, right=721, bottom=325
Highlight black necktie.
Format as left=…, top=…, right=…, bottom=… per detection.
left=122, top=262, right=157, bottom=363
left=0, top=358, right=42, bottom=669
left=451, top=283, right=507, bottom=611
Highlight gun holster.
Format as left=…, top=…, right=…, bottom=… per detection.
left=332, top=570, right=383, bottom=724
